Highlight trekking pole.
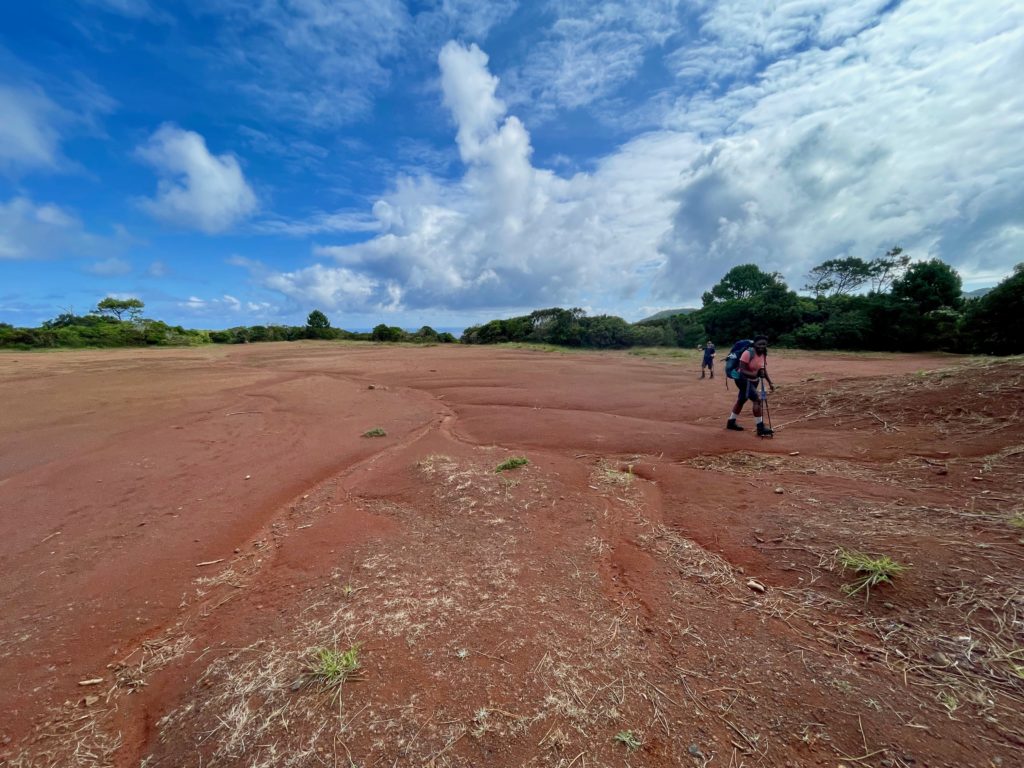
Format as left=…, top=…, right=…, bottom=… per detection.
left=761, top=377, right=773, bottom=435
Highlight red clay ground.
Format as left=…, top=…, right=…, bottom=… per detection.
left=0, top=343, right=1021, bottom=768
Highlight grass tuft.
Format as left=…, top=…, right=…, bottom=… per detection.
left=495, top=456, right=529, bottom=472
left=837, top=549, right=908, bottom=600
left=307, top=645, right=361, bottom=688
left=362, top=427, right=387, bottom=438
left=614, top=730, right=642, bottom=750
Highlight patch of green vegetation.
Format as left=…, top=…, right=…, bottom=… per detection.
left=837, top=549, right=909, bottom=600
left=1009, top=511, right=1024, bottom=529
left=937, top=690, right=959, bottom=715
left=495, top=456, right=529, bottom=472
left=362, top=427, right=387, bottom=438
left=500, top=342, right=584, bottom=354
left=627, top=346, right=698, bottom=359
left=614, top=730, right=642, bottom=750
left=308, top=646, right=361, bottom=688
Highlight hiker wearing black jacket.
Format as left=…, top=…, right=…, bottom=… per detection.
left=727, top=335, right=774, bottom=436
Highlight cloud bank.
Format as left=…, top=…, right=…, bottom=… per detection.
left=250, top=0, right=1024, bottom=316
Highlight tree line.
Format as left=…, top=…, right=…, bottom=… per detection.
left=3, top=254, right=1022, bottom=353
left=0, top=302, right=456, bottom=350
left=461, top=253, right=1023, bottom=354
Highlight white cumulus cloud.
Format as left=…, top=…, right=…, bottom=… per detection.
left=657, top=0, right=1024, bottom=293
left=263, top=264, right=380, bottom=311
left=137, top=125, right=257, bottom=234
left=255, top=0, right=1024, bottom=314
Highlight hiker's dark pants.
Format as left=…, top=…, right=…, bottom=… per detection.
left=733, top=377, right=761, bottom=411
left=702, top=357, right=714, bottom=370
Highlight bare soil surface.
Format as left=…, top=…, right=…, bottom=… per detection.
left=1, top=343, right=1021, bottom=768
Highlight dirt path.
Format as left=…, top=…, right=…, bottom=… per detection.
left=1, top=344, right=1020, bottom=767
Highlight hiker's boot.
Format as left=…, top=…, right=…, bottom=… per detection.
left=726, top=420, right=744, bottom=431
left=700, top=372, right=705, bottom=379
left=756, top=422, right=774, bottom=437
left=709, top=372, right=714, bottom=379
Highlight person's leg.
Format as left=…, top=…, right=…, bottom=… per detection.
left=709, top=359, right=714, bottom=378
left=751, top=385, right=773, bottom=435
left=728, top=379, right=747, bottom=430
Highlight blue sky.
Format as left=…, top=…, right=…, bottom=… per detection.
left=2, top=0, right=1022, bottom=331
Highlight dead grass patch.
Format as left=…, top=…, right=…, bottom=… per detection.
left=7, top=702, right=123, bottom=768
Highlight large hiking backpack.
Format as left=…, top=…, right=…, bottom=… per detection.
left=724, top=339, right=754, bottom=381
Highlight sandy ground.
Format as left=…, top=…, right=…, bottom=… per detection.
left=0, top=342, right=1021, bottom=768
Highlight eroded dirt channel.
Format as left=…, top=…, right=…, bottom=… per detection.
left=1, top=343, right=1021, bottom=767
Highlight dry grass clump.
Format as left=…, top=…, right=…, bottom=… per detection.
left=614, top=729, right=642, bottom=750
left=362, top=427, right=387, bottom=438
left=682, top=452, right=785, bottom=473
left=638, top=524, right=738, bottom=588
left=786, top=359, right=1024, bottom=435
left=595, top=461, right=633, bottom=486
left=7, top=702, right=123, bottom=768
left=112, top=633, right=195, bottom=692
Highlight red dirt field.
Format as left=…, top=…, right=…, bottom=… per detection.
left=1, top=342, right=1021, bottom=768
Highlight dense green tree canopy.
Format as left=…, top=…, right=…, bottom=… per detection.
left=702, top=265, right=785, bottom=305
left=961, top=264, right=1024, bottom=354
left=892, top=259, right=963, bottom=312
left=306, top=309, right=330, bottom=328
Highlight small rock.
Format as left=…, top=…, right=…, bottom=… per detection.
left=788, top=451, right=800, bottom=456
left=367, top=384, right=376, bottom=389
left=746, top=579, right=767, bottom=593
left=233, top=548, right=240, bottom=554
left=774, top=487, right=784, bottom=494
left=688, top=744, right=704, bottom=758
left=83, top=695, right=99, bottom=707
left=245, top=475, right=251, bottom=480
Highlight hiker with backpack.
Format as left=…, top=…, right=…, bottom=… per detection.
left=724, top=335, right=775, bottom=436
left=700, top=341, right=716, bottom=379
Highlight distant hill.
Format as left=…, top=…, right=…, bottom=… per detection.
left=637, top=307, right=698, bottom=323
left=963, top=287, right=992, bottom=299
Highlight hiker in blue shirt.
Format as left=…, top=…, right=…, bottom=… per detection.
left=700, top=341, right=715, bottom=379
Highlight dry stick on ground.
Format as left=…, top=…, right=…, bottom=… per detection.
left=866, top=411, right=901, bottom=432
